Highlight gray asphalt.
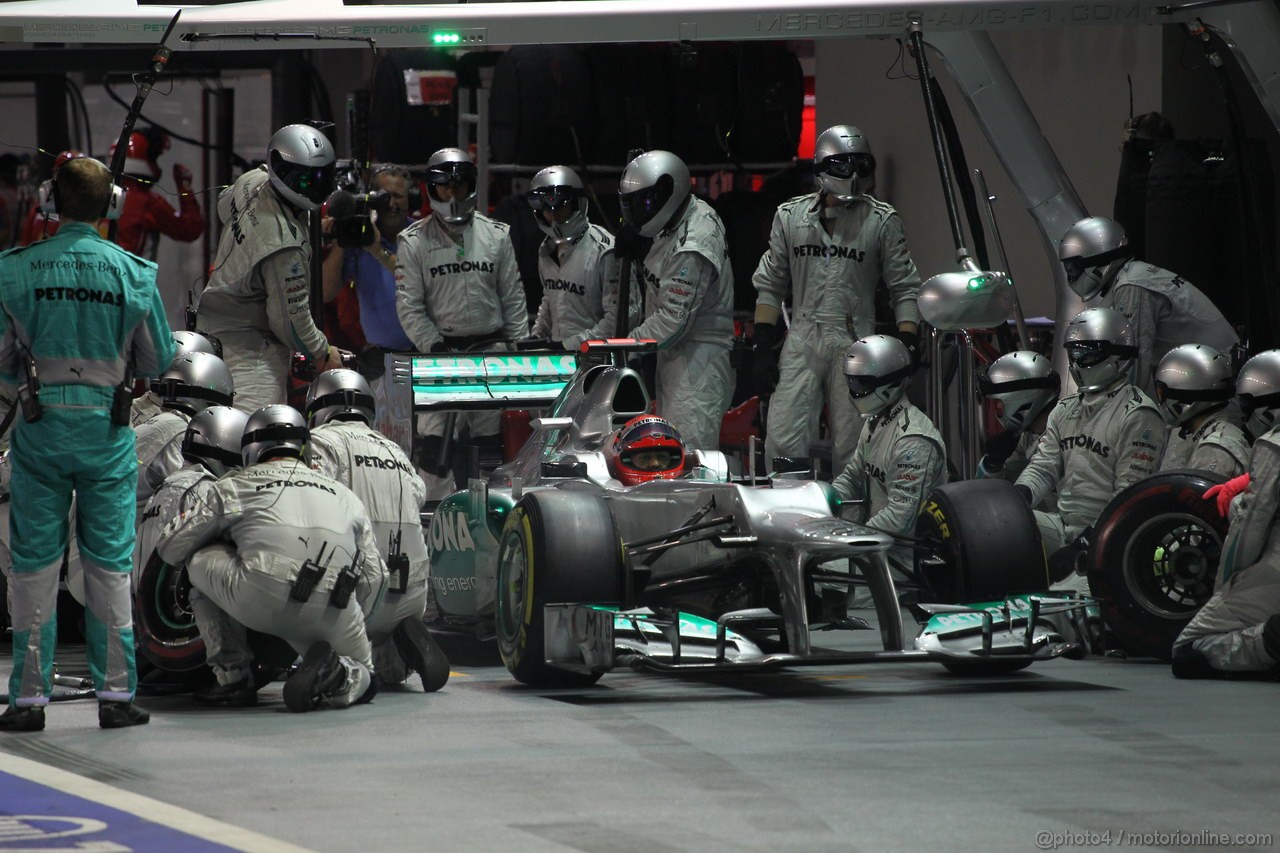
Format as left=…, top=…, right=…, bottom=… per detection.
left=2, top=622, right=1277, bottom=853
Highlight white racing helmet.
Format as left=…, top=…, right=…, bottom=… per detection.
left=241, top=404, right=309, bottom=466
left=172, top=330, right=222, bottom=359
left=267, top=124, right=336, bottom=212
left=305, top=368, right=376, bottom=428
left=528, top=165, right=589, bottom=243
left=1058, top=216, right=1132, bottom=301
left=843, top=334, right=914, bottom=417
left=181, top=405, right=249, bottom=477
left=1235, top=349, right=1280, bottom=439
left=619, top=150, right=691, bottom=239
left=425, top=147, right=478, bottom=227
left=151, top=351, right=235, bottom=417
left=978, top=350, right=1060, bottom=432
left=814, top=125, right=875, bottom=202
left=1153, top=344, right=1234, bottom=428
left=1062, top=307, right=1139, bottom=392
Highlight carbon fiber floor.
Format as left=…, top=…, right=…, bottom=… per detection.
left=1, top=626, right=1278, bottom=853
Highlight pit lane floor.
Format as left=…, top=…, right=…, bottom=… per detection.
left=1, top=617, right=1277, bottom=853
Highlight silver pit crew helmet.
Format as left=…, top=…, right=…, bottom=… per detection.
left=1234, top=349, right=1280, bottom=439
left=1153, top=344, right=1235, bottom=428
left=181, top=405, right=249, bottom=477
left=1062, top=307, right=1139, bottom=393
left=619, top=150, right=691, bottom=239
left=172, top=329, right=222, bottom=359
left=978, top=350, right=1061, bottom=432
left=528, top=165, right=589, bottom=243
left=1058, top=216, right=1132, bottom=301
left=151, top=351, right=235, bottom=417
left=814, top=125, right=875, bottom=202
left=241, top=404, right=310, bottom=467
left=267, top=124, right=336, bottom=212
left=425, top=147, right=478, bottom=227
left=843, top=334, right=914, bottom=417
left=305, top=368, right=376, bottom=428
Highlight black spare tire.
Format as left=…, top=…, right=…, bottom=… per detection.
left=915, top=478, right=1048, bottom=602
left=1086, top=469, right=1227, bottom=661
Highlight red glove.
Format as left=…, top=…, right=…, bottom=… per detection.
left=172, top=163, right=193, bottom=192
left=1204, top=473, right=1250, bottom=517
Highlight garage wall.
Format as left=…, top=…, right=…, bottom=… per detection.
left=815, top=26, right=1163, bottom=323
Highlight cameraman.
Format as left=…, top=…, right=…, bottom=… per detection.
left=321, top=164, right=416, bottom=382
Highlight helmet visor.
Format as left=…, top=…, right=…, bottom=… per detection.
left=621, top=447, right=681, bottom=472
left=815, top=153, right=873, bottom=180
left=270, top=152, right=335, bottom=206
left=845, top=373, right=883, bottom=399
left=1062, top=257, right=1089, bottom=284
left=527, top=186, right=583, bottom=212
left=1065, top=341, right=1110, bottom=369
left=427, top=163, right=477, bottom=198
left=619, top=176, right=673, bottom=230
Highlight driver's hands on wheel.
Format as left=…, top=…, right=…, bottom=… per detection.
left=1204, top=473, right=1250, bottom=517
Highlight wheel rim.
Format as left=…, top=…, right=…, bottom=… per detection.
left=1120, top=512, right=1220, bottom=619
left=496, top=530, right=529, bottom=645
left=154, top=563, right=196, bottom=633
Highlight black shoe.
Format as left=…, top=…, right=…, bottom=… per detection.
left=393, top=617, right=450, bottom=693
left=98, top=701, right=150, bottom=729
left=1263, top=614, right=1280, bottom=663
left=0, top=704, right=46, bottom=733
left=1170, top=644, right=1226, bottom=680
left=283, top=642, right=346, bottom=713
left=193, top=677, right=258, bottom=707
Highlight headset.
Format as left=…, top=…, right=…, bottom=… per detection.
left=37, top=156, right=125, bottom=221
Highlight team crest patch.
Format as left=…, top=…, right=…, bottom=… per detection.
left=290, top=260, right=303, bottom=277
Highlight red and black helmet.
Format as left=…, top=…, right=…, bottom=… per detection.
left=605, top=415, right=685, bottom=487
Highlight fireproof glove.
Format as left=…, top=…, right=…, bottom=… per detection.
left=1204, top=473, right=1250, bottom=517
left=613, top=226, right=650, bottom=262
left=1048, top=540, right=1087, bottom=584
left=751, top=322, right=781, bottom=397
left=1014, top=483, right=1035, bottom=508
left=982, top=429, right=1021, bottom=470
left=173, top=162, right=193, bottom=192
left=896, top=329, right=922, bottom=367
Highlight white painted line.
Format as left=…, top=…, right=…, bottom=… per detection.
left=0, top=752, right=315, bottom=853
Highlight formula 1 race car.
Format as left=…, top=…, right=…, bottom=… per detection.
left=423, top=342, right=1088, bottom=687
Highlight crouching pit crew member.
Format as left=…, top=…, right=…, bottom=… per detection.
left=131, top=330, right=222, bottom=426
left=305, top=369, right=449, bottom=692
left=833, top=334, right=946, bottom=574
left=1172, top=349, right=1280, bottom=678
left=157, top=405, right=388, bottom=711
left=0, top=156, right=176, bottom=732
left=1154, top=344, right=1249, bottom=478
left=1013, top=308, right=1167, bottom=591
left=976, top=350, right=1060, bottom=484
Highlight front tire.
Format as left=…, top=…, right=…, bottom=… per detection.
left=495, top=489, right=625, bottom=687
left=134, top=551, right=206, bottom=672
left=1086, top=470, right=1227, bottom=661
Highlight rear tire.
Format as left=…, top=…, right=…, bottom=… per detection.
left=134, top=551, right=206, bottom=672
left=495, top=489, right=625, bottom=688
left=1086, top=470, right=1227, bottom=661
left=915, top=479, right=1048, bottom=602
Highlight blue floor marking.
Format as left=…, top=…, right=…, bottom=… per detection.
left=0, top=769, right=243, bottom=852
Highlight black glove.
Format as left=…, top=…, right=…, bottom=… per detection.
left=1048, top=542, right=1086, bottom=584
left=751, top=322, right=782, bottom=397
left=982, top=429, right=1021, bottom=470
left=614, top=226, right=650, bottom=262
left=896, top=329, right=922, bottom=367
left=429, top=340, right=451, bottom=354
left=1014, top=484, right=1034, bottom=507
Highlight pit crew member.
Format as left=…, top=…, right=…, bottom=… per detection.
left=1154, top=344, right=1249, bottom=477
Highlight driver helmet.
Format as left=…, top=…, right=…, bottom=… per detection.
left=1062, top=307, right=1139, bottom=392
left=151, top=351, right=235, bottom=417
left=181, top=405, right=249, bottom=477
left=241, top=404, right=309, bottom=466
left=605, top=415, right=686, bottom=486
left=1153, top=344, right=1234, bottom=428
left=172, top=329, right=222, bottom=359
left=109, top=130, right=163, bottom=182
left=843, top=334, right=914, bottom=417
left=267, top=123, right=336, bottom=212
left=618, top=150, right=691, bottom=239
left=814, top=125, right=876, bottom=202
left=425, top=147, right=478, bottom=227
left=1234, top=349, right=1280, bottom=439
left=528, top=165, right=589, bottom=243
left=305, top=368, right=376, bottom=428
left=978, top=350, right=1060, bottom=432
left=1058, top=216, right=1132, bottom=301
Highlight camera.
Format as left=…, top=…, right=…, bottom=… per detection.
left=326, top=188, right=391, bottom=249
